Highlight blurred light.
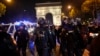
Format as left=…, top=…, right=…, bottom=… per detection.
left=14, top=21, right=20, bottom=25
left=68, top=5, right=72, bottom=9
left=95, top=33, right=99, bottom=36
left=6, top=0, right=12, bottom=3
left=28, top=28, right=35, bottom=33
left=24, top=10, right=27, bottom=12
left=14, top=20, right=36, bottom=26
left=1, top=23, right=4, bottom=25
left=89, top=33, right=94, bottom=37
left=89, top=33, right=99, bottom=38
left=61, top=13, right=65, bottom=16
left=23, top=20, right=33, bottom=25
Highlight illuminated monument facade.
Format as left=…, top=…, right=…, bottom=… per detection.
left=35, top=2, right=62, bottom=26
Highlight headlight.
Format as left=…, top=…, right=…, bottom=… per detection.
left=89, top=33, right=99, bottom=38
left=94, top=33, right=99, bottom=36
left=89, top=33, right=94, bottom=37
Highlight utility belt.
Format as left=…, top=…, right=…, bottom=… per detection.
left=65, top=30, right=74, bottom=36
left=68, top=30, right=74, bottom=33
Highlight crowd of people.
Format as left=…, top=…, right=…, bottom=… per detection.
left=0, top=17, right=100, bottom=56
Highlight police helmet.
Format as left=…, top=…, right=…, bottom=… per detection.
left=62, top=18, right=68, bottom=25
left=18, top=23, right=26, bottom=29
left=38, top=17, right=46, bottom=25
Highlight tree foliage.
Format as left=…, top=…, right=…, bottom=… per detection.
left=69, top=9, right=76, bottom=18
left=0, top=2, right=6, bottom=17
left=69, top=8, right=80, bottom=18
left=81, top=0, right=100, bottom=13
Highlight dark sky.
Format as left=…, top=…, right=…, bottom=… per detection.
left=0, top=0, right=36, bottom=23
left=0, top=0, right=84, bottom=23
left=0, top=0, right=61, bottom=23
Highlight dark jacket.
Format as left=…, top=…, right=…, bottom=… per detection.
left=0, top=32, right=18, bottom=56
left=89, top=35, right=100, bottom=56
left=34, top=26, right=54, bottom=49
left=14, top=29, right=29, bottom=46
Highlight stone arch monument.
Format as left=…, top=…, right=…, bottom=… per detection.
left=35, top=2, right=62, bottom=26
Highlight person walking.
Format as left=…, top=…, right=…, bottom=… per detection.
left=14, top=23, right=29, bottom=56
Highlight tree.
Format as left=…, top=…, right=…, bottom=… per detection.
left=81, top=0, right=100, bottom=19
left=69, top=8, right=81, bottom=18
left=81, top=0, right=92, bottom=13
left=82, top=0, right=100, bottom=13
left=0, top=2, right=6, bottom=17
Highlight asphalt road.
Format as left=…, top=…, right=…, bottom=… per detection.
left=26, top=43, right=89, bottom=56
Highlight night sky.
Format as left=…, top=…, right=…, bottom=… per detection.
left=0, top=0, right=37, bottom=23
left=0, top=0, right=84, bottom=23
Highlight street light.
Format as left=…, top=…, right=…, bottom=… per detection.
left=6, top=0, right=12, bottom=3
left=6, top=0, right=12, bottom=2
left=67, top=5, right=72, bottom=17
left=68, top=5, right=72, bottom=9
left=5, top=0, right=14, bottom=6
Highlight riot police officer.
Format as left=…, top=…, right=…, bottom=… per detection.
left=34, top=18, right=54, bottom=56
left=59, top=18, right=68, bottom=56
left=61, top=18, right=83, bottom=56
left=60, top=27, right=68, bottom=56
left=14, top=23, right=29, bottom=56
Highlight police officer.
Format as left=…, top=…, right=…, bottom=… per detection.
left=34, top=18, right=53, bottom=56
left=14, top=23, right=29, bottom=56
left=61, top=18, right=83, bottom=56
left=60, top=27, right=68, bottom=56
left=59, top=18, right=68, bottom=56
left=48, top=25, right=56, bottom=56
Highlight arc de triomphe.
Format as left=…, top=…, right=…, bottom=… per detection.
left=35, top=2, right=62, bottom=26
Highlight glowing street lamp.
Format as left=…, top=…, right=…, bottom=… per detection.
left=66, top=5, right=72, bottom=17
left=5, top=0, right=14, bottom=6
left=68, top=5, right=72, bottom=9
left=6, top=0, right=12, bottom=3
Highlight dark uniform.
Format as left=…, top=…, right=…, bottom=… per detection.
left=89, top=33, right=100, bottom=56
left=61, top=18, right=83, bottom=56
left=88, top=25, right=99, bottom=44
left=55, top=26, right=62, bottom=44
left=60, top=28, right=68, bottom=56
left=80, top=25, right=89, bottom=48
left=73, top=25, right=84, bottom=56
left=66, top=23, right=75, bottom=56
left=14, top=24, right=29, bottom=56
left=34, top=18, right=54, bottom=56
left=48, top=26, right=56, bottom=56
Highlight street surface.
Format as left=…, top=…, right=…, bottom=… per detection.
left=26, top=43, right=89, bottom=56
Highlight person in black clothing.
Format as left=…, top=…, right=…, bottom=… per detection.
left=34, top=18, right=54, bottom=56
left=14, top=23, right=29, bottom=56
left=60, top=18, right=84, bottom=56
left=89, top=32, right=100, bottom=56
left=60, top=27, right=68, bottom=56
left=55, top=26, right=62, bottom=44
left=88, top=23, right=99, bottom=44
left=0, top=25, right=18, bottom=56
left=48, top=26, right=56, bottom=56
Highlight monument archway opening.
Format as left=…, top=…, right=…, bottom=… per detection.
left=45, top=13, right=53, bottom=25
